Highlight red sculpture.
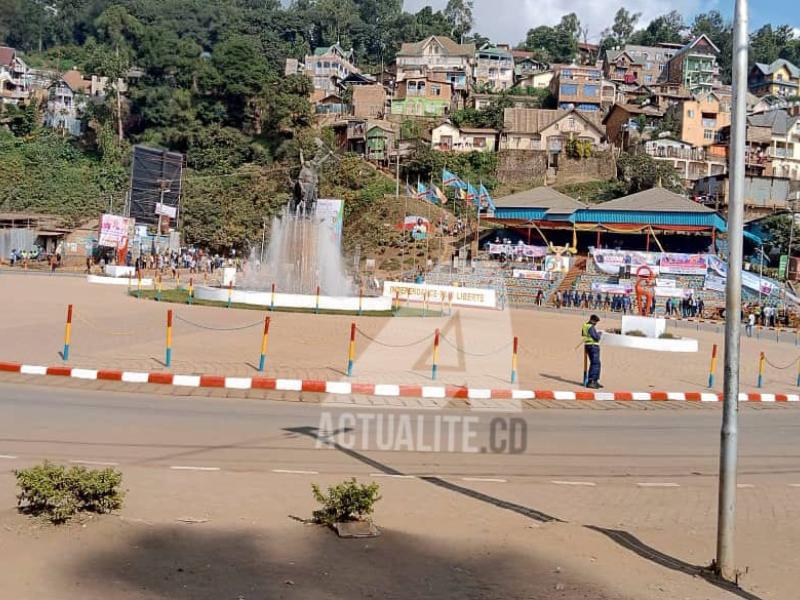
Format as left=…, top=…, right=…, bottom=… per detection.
left=635, top=265, right=655, bottom=316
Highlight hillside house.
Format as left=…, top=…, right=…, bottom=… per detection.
left=666, top=35, right=720, bottom=95
left=603, top=43, right=679, bottom=86
left=391, top=76, right=452, bottom=117
left=0, top=46, right=30, bottom=105
left=500, top=108, right=605, bottom=166
left=550, top=64, right=615, bottom=112
left=749, top=59, right=800, bottom=98
left=395, top=36, right=475, bottom=93
left=431, top=122, right=497, bottom=152
left=304, top=44, right=359, bottom=95
left=474, top=44, right=514, bottom=91
left=352, top=84, right=386, bottom=118
left=603, top=103, right=665, bottom=147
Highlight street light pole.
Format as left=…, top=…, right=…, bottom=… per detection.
left=716, top=0, right=748, bottom=582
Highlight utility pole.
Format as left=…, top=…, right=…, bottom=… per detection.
left=716, top=0, right=747, bottom=582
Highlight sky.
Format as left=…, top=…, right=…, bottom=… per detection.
left=402, top=0, right=800, bottom=46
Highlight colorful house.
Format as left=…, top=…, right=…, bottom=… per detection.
left=749, top=59, right=800, bottom=98
left=666, top=35, right=720, bottom=95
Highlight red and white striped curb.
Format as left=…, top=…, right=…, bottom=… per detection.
left=1, top=361, right=798, bottom=402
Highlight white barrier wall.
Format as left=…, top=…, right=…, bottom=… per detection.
left=104, top=265, right=136, bottom=278
left=88, top=274, right=153, bottom=286
left=195, top=286, right=393, bottom=312
left=382, top=281, right=498, bottom=309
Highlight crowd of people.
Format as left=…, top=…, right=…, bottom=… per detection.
left=553, top=289, right=707, bottom=318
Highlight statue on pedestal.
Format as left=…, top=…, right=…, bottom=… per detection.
left=293, top=138, right=332, bottom=214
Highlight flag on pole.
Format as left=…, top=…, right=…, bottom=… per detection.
left=405, top=183, right=416, bottom=197
left=465, top=182, right=479, bottom=204
left=478, top=184, right=495, bottom=211
left=442, top=168, right=466, bottom=189
left=430, top=184, right=448, bottom=204
left=415, top=182, right=429, bottom=200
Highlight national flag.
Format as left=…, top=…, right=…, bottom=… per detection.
left=465, top=182, right=479, bottom=204
left=430, top=184, right=448, bottom=204
left=442, top=168, right=466, bottom=189
left=405, top=183, right=415, bottom=197
left=415, top=182, right=428, bottom=200
left=478, top=184, right=495, bottom=211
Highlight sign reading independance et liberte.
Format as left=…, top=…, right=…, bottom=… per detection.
left=382, top=281, right=498, bottom=309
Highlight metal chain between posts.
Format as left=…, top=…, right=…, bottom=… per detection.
left=763, top=355, right=800, bottom=370
left=173, top=314, right=265, bottom=332
left=439, top=334, right=513, bottom=357
left=355, top=326, right=434, bottom=348
left=75, top=314, right=141, bottom=337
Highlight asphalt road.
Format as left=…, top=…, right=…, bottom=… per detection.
left=2, top=382, right=799, bottom=484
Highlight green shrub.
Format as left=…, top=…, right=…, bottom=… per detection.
left=15, top=461, right=125, bottom=524
left=659, top=332, right=679, bottom=339
left=311, top=479, right=381, bottom=525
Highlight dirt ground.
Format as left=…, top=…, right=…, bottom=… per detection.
left=0, top=273, right=797, bottom=393
left=0, top=467, right=758, bottom=600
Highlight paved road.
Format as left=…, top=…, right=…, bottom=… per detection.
left=2, top=382, right=799, bottom=600
left=2, top=381, right=799, bottom=481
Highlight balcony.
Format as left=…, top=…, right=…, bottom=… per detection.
left=647, top=146, right=707, bottom=161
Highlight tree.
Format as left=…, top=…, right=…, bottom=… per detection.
left=601, top=8, right=640, bottom=51
left=444, top=0, right=473, bottom=42
left=616, top=152, right=682, bottom=194
left=750, top=24, right=796, bottom=67
left=93, top=5, right=142, bottom=60
left=521, top=14, right=581, bottom=64
left=629, top=11, right=686, bottom=47
left=756, top=215, right=800, bottom=257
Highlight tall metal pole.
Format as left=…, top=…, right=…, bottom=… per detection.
left=716, top=0, right=748, bottom=581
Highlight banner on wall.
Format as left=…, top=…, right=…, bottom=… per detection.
left=544, top=255, right=571, bottom=273
left=654, top=286, right=689, bottom=298
left=315, top=198, right=345, bottom=247
left=591, top=281, right=633, bottom=294
left=704, top=274, right=726, bottom=293
left=655, top=278, right=676, bottom=288
left=708, top=254, right=777, bottom=296
left=659, top=253, right=708, bottom=275
left=512, top=269, right=550, bottom=280
left=98, top=214, right=133, bottom=248
left=488, top=243, right=548, bottom=258
left=592, top=249, right=660, bottom=275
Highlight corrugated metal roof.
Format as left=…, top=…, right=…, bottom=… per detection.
left=494, top=187, right=587, bottom=210
left=591, top=188, right=714, bottom=213
left=493, top=208, right=547, bottom=221
left=571, top=210, right=726, bottom=230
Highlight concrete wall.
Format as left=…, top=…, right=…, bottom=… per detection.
left=496, top=150, right=548, bottom=185
left=555, top=150, right=616, bottom=185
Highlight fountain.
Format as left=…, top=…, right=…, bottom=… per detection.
left=238, top=203, right=354, bottom=296
left=195, top=141, right=392, bottom=313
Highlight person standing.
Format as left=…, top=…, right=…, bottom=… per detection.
left=746, top=312, right=755, bottom=337
left=582, top=315, right=603, bottom=389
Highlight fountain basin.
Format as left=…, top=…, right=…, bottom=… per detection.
left=601, top=332, right=698, bottom=353
left=601, top=316, right=698, bottom=353
left=194, top=285, right=393, bottom=313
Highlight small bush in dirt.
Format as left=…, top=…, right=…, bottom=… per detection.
left=15, top=461, right=125, bottom=524
left=311, top=479, right=381, bottom=526
left=625, top=329, right=647, bottom=337
left=659, top=332, right=679, bottom=339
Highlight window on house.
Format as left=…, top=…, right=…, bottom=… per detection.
left=704, top=129, right=715, bottom=141
left=431, top=84, right=441, bottom=96
left=583, top=84, right=598, bottom=97
left=324, top=61, right=330, bottom=69
left=560, top=84, right=578, bottom=96
left=688, top=109, right=695, bottom=118
left=473, top=137, right=486, bottom=148
left=645, top=75, right=653, bottom=83
left=777, top=74, right=784, bottom=81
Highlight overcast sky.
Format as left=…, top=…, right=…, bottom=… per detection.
left=402, top=1, right=799, bottom=46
